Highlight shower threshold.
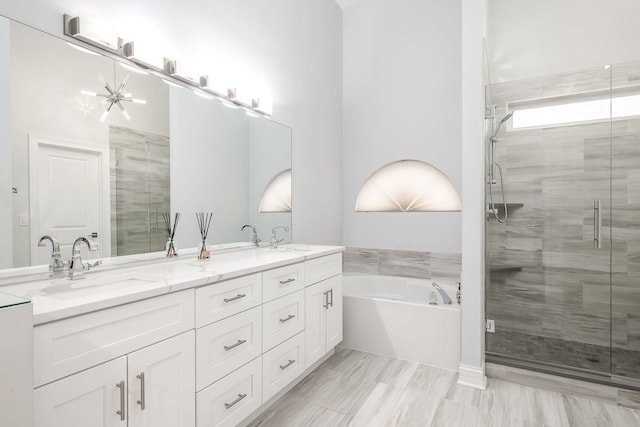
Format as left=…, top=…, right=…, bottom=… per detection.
left=486, top=353, right=640, bottom=397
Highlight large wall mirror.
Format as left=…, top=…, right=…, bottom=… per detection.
left=0, top=16, right=292, bottom=271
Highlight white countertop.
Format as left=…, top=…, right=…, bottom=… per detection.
left=0, top=244, right=343, bottom=325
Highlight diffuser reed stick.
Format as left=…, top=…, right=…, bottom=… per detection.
left=195, top=212, right=213, bottom=260
left=163, top=212, right=180, bottom=257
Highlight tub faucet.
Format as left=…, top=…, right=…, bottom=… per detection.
left=68, top=237, right=101, bottom=280
left=432, top=282, right=452, bottom=305
left=37, top=235, right=66, bottom=274
left=241, top=224, right=260, bottom=247
left=270, top=225, right=289, bottom=248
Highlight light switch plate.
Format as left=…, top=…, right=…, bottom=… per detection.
left=18, top=213, right=29, bottom=226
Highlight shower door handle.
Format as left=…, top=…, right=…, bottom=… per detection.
left=594, top=200, right=602, bottom=249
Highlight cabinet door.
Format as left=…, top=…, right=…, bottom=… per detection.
left=326, top=276, right=343, bottom=350
left=305, top=281, right=327, bottom=369
left=127, top=331, right=195, bottom=427
left=34, top=357, right=127, bottom=427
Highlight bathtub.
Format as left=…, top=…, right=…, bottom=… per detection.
left=342, top=273, right=461, bottom=370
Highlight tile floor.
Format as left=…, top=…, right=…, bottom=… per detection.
left=248, top=347, right=640, bottom=426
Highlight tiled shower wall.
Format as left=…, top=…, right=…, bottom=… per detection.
left=110, top=126, right=170, bottom=257
left=485, top=60, right=640, bottom=379
left=343, top=247, right=461, bottom=285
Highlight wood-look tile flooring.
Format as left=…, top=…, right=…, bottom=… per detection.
left=248, top=347, right=640, bottom=427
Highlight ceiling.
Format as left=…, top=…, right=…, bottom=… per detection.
left=334, top=0, right=360, bottom=9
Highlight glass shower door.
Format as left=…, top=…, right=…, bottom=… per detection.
left=110, top=126, right=170, bottom=256
left=610, top=60, right=640, bottom=382
left=485, top=65, right=614, bottom=374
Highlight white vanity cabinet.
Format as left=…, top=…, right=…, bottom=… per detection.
left=34, top=331, right=195, bottom=427
left=32, top=290, right=196, bottom=427
left=304, top=253, right=343, bottom=369
left=24, top=247, right=344, bottom=427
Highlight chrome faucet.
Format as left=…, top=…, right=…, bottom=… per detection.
left=432, top=282, right=452, bottom=305
left=68, top=237, right=101, bottom=280
left=37, top=235, right=66, bottom=274
left=241, top=224, right=260, bottom=247
left=269, top=225, right=289, bottom=249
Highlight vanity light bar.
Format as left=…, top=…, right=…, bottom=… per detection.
left=63, top=14, right=272, bottom=117
left=63, top=14, right=121, bottom=53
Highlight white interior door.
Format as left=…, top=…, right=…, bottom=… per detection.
left=30, top=135, right=109, bottom=265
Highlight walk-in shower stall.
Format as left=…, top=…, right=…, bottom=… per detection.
left=485, top=59, right=640, bottom=388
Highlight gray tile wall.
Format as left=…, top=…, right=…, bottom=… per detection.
left=110, top=126, right=170, bottom=256
left=486, top=60, right=640, bottom=378
left=343, top=247, right=461, bottom=285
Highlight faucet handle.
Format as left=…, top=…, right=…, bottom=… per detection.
left=85, top=260, right=103, bottom=270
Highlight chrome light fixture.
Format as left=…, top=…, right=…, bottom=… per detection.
left=63, top=14, right=120, bottom=52
left=63, top=13, right=272, bottom=117
left=81, top=74, right=147, bottom=123
left=355, top=159, right=461, bottom=212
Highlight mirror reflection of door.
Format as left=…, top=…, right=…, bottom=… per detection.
left=29, top=136, right=107, bottom=265
left=110, top=126, right=170, bottom=256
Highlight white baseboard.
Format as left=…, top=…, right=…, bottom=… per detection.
left=457, top=362, right=487, bottom=390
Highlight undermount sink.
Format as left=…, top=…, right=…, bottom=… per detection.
left=268, top=245, right=314, bottom=253
left=68, top=271, right=164, bottom=289
left=40, top=271, right=165, bottom=292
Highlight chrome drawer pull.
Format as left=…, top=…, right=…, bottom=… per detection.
left=224, top=339, right=247, bottom=351
left=136, top=372, right=146, bottom=410
left=328, top=288, right=334, bottom=308
left=279, top=278, right=295, bottom=285
left=116, top=381, right=126, bottom=421
left=279, top=359, right=296, bottom=370
left=223, top=293, right=247, bottom=303
left=224, top=393, right=247, bottom=409
left=279, top=314, right=296, bottom=323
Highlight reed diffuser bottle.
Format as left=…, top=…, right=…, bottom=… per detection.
left=163, top=212, right=180, bottom=257
left=196, top=212, right=213, bottom=260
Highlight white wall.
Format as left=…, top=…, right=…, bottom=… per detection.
left=0, top=0, right=343, bottom=248
left=487, top=0, right=640, bottom=83
left=342, top=0, right=462, bottom=253
left=0, top=18, right=11, bottom=269
left=170, top=88, right=250, bottom=248
left=459, top=0, right=488, bottom=389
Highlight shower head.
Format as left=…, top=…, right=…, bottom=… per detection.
left=500, top=111, right=514, bottom=124
left=490, top=111, right=514, bottom=140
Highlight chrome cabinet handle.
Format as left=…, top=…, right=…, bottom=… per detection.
left=224, top=339, right=247, bottom=351
left=328, top=288, right=333, bottom=308
left=223, top=293, right=246, bottom=303
left=279, top=359, right=295, bottom=370
left=594, top=200, right=602, bottom=249
left=279, top=278, right=295, bottom=285
left=136, top=372, right=146, bottom=410
left=116, top=381, right=126, bottom=421
left=279, top=314, right=295, bottom=323
left=224, top=393, right=247, bottom=409
left=322, top=291, right=328, bottom=309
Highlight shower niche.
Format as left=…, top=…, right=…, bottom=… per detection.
left=485, top=59, right=640, bottom=387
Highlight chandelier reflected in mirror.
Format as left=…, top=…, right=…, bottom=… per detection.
left=81, top=70, right=146, bottom=122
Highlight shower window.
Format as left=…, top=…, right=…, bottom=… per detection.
left=509, top=88, right=640, bottom=130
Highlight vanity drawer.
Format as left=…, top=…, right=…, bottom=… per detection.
left=262, top=331, right=306, bottom=402
left=196, top=306, right=262, bottom=391
left=305, top=253, right=342, bottom=286
left=262, top=262, right=305, bottom=302
left=34, top=289, right=194, bottom=387
left=195, top=273, right=262, bottom=328
left=196, top=356, right=262, bottom=427
left=262, top=290, right=305, bottom=352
